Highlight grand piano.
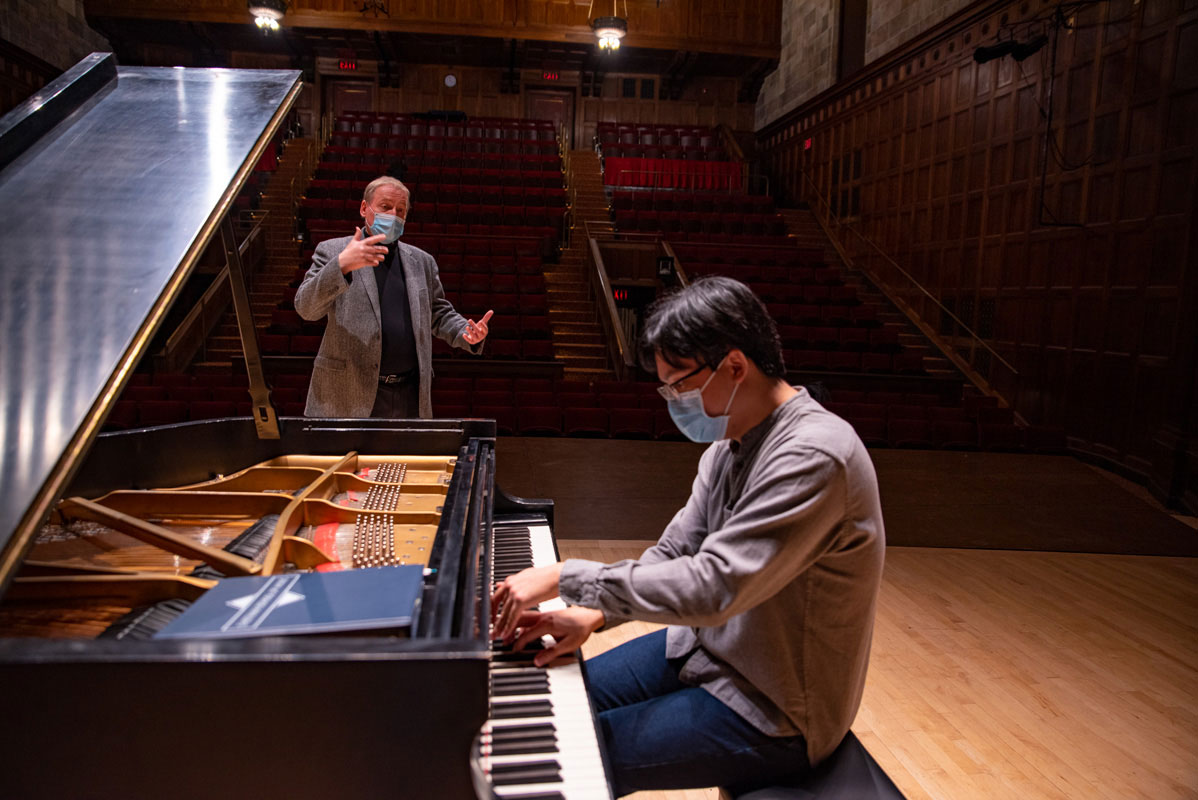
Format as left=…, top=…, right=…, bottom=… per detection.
left=0, top=54, right=613, bottom=800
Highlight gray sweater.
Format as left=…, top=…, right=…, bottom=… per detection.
left=559, top=388, right=885, bottom=765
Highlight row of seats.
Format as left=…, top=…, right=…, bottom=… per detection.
left=439, top=273, right=546, bottom=293
left=780, top=326, right=900, bottom=352
left=304, top=221, right=561, bottom=254
left=336, top=115, right=557, bottom=141
left=304, top=185, right=567, bottom=209
left=434, top=339, right=555, bottom=361
left=600, top=144, right=727, bottom=161
left=327, top=136, right=559, bottom=155
left=684, top=263, right=835, bottom=283
left=306, top=206, right=563, bottom=228
left=670, top=244, right=825, bottom=268
left=788, top=350, right=924, bottom=373
left=615, top=210, right=787, bottom=237
left=315, top=155, right=561, bottom=179
left=612, top=190, right=774, bottom=214
left=441, top=294, right=548, bottom=320
left=596, top=123, right=720, bottom=149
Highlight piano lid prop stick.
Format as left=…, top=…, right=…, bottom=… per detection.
left=58, top=497, right=262, bottom=577
left=8, top=574, right=217, bottom=603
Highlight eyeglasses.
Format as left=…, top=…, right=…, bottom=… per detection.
left=656, top=363, right=712, bottom=401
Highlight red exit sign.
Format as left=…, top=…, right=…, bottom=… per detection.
left=339, top=59, right=357, bottom=71
left=542, top=70, right=560, bottom=81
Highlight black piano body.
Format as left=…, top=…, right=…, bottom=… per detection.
left=0, top=416, right=547, bottom=800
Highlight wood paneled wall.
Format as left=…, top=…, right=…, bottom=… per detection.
left=86, top=0, right=781, bottom=58
left=0, top=40, right=61, bottom=117
left=760, top=0, right=1197, bottom=509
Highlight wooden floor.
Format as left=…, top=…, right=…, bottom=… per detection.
left=557, top=540, right=1198, bottom=800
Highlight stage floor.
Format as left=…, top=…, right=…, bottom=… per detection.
left=558, top=540, right=1198, bottom=800
left=497, top=439, right=1198, bottom=555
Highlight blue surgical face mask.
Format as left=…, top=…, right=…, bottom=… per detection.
left=667, top=360, right=739, bottom=443
left=369, top=211, right=404, bottom=244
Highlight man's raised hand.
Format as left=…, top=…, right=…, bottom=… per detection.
left=338, top=227, right=388, bottom=274
left=463, top=309, right=493, bottom=345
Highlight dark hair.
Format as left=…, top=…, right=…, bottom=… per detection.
left=637, top=276, right=786, bottom=378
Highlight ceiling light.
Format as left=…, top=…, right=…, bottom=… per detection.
left=249, top=0, right=286, bottom=31
left=589, top=0, right=628, bottom=52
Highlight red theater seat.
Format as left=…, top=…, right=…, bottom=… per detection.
left=564, top=408, right=609, bottom=438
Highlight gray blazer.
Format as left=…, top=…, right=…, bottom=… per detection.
left=293, top=236, right=480, bottom=418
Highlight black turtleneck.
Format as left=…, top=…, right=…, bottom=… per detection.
left=373, top=243, right=419, bottom=375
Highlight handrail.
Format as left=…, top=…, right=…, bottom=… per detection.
left=795, top=167, right=1017, bottom=381
left=587, top=236, right=635, bottom=380
left=157, top=212, right=268, bottom=372
left=660, top=240, right=689, bottom=288
left=715, top=124, right=745, bottom=162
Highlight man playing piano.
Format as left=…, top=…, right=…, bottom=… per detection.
left=294, top=176, right=492, bottom=419
left=492, top=276, right=886, bottom=796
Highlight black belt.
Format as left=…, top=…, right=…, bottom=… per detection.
left=379, top=370, right=417, bottom=385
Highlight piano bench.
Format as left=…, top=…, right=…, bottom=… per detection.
left=722, top=732, right=906, bottom=800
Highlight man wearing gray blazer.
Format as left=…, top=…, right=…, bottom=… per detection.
left=294, top=176, right=491, bottom=418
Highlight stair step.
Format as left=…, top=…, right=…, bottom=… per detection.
left=547, top=290, right=590, bottom=304
left=556, top=354, right=609, bottom=370
left=549, top=309, right=593, bottom=324
left=552, top=332, right=604, bottom=345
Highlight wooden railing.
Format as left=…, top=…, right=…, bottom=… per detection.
left=585, top=235, right=635, bottom=381
left=155, top=211, right=268, bottom=372
left=796, top=168, right=1018, bottom=401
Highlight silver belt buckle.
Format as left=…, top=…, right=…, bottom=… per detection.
left=380, top=374, right=399, bottom=384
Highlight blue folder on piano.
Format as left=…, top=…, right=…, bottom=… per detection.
left=154, top=565, right=424, bottom=639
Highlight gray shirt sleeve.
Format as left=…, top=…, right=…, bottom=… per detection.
left=559, top=446, right=846, bottom=627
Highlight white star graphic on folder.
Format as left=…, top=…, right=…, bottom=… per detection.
left=225, top=589, right=305, bottom=611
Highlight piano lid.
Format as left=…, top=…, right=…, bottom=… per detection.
left=0, top=53, right=302, bottom=590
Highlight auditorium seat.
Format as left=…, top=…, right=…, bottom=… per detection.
left=563, top=408, right=609, bottom=438
left=472, top=405, right=516, bottom=435
left=609, top=407, right=655, bottom=439
left=517, top=407, right=563, bottom=436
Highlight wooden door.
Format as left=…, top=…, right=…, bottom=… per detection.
left=525, top=88, right=575, bottom=148
left=324, top=79, right=375, bottom=118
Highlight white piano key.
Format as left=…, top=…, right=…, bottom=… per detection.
left=486, top=518, right=613, bottom=799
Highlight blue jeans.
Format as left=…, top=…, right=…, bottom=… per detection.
left=586, top=629, right=810, bottom=797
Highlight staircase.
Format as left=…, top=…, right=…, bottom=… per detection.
left=197, top=138, right=316, bottom=368
left=551, top=149, right=617, bottom=382
left=778, top=207, right=955, bottom=379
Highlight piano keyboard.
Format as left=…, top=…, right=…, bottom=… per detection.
left=481, top=520, right=614, bottom=800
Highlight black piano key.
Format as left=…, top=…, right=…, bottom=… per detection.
left=489, top=722, right=557, bottom=742
left=489, top=737, right=559, bottom=756
left=491, top=673, right=549, bottom=687
left=492, top=794, right=565, bottom=800
left=490, top=682, right=550, bottom=697
left=490, top=760, right=562, bottom=786
left=490, top=699, right=554, bottom=719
